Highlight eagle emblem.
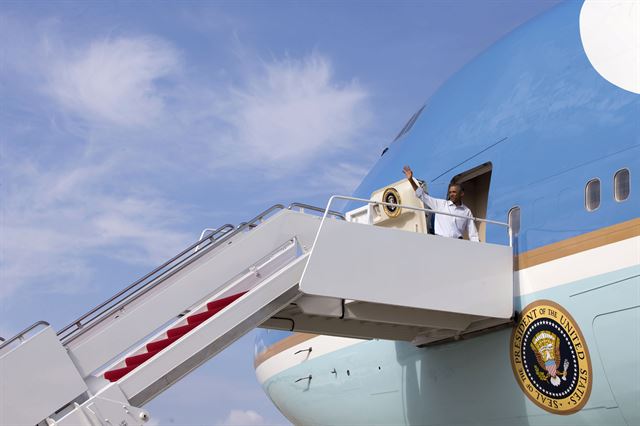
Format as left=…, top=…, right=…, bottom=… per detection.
left=530, top=330, right=570, bottom=386
left=510, top=300, right=592, bottom=415
left=382, top=187, right=402, bottom=218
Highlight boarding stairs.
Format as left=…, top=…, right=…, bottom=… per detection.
left=0, top=198, right=513, bottom=426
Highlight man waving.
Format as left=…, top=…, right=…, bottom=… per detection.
left=403, top=165, right=479, bottom=242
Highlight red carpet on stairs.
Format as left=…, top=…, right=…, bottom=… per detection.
left=104, top=291, right=247, bottom=382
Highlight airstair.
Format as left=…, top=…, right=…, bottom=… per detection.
left=0, top=197, right=513, bottom=426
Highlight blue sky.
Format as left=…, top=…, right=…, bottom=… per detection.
left=1, top=1, right=558, bottom=424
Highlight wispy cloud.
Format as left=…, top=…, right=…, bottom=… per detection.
left=0, top=159, right=192, bottom=300
left=220, top=54, right=369, bottom=169
left=34, top=28, right=373, bottom=177
left=47, top=36, right=180, bottom=127
left=218, top=409, right=267, bottom=426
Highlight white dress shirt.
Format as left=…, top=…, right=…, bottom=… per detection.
left=415, top=187, right=480, bottom=242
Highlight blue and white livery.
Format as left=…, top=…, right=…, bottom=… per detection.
left=254, top=2, right=640, bottom=424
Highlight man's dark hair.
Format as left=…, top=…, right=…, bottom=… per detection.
left=448, top=182, right=463, bottom=191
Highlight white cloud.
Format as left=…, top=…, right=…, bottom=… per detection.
left=0, top=159, right=191, bottom=300
left=37, top=32, right=372, bottom=179
left=219, top=409, right=266, bottom=426
left=47, top=36, right=180, bottom=127
left=220, top=54, right=370, bottom=170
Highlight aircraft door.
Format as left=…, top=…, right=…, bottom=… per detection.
left=451, top=162, right=492, bottom=242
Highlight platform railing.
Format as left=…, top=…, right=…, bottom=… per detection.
left=288, top=202, right=345, bottom=220
left=58, top=204, right=287, bottom=344
left=316, top=195, right=512, bottom=246
left=0, top=321, right=50, bottom=353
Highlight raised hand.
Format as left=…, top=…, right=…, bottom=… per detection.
left=402, top=165, right=413, bottom=180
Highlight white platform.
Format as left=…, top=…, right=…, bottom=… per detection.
left=300, top=219, right=513, bottom=318
left=0, top=326, right=87, bottom=426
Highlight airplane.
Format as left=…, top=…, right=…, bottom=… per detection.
left=1, top=1, right=637, bottom=425
left=252, top=1, right=639, bottom=425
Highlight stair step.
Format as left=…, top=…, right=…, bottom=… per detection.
left=206, top=291, right=247, bottom=311
left=146, top=335, right=179, bottom=352
left=167, top=322, right=198, bottom=339
left=104, top=365, right=135, bottom=382
left=104, top=291, right=251, bottom=383
left=125, top=350, right=158, bottom=367
left=187, top=309, right=216, bottom=325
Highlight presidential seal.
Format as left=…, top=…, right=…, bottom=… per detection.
left=510, top=300, right=592, bottom=415
left=382, top=187, right=401, bottom=218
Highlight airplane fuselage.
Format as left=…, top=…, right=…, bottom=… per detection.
left=253, top=2, right=640, bottom=424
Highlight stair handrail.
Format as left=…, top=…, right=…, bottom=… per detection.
left=58, top=204, right=286, bottom=344
left=194, top=225, right=235, bottom=253
left=0, top=321, right=50, bottom=352
left=288, top=202, right=345, bottom=220
left=57, top=225, right=233, bottom=342
left=317, top=195, right=512, bottom=246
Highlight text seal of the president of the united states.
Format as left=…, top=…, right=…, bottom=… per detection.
left=510, top=300, right=592, bottom=415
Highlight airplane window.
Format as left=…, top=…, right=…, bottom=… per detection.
left=508, top=206, right=520, bottom=237
left=614, top=168, right=630, bottom=202
left=585, top=178, right=601, bottom=211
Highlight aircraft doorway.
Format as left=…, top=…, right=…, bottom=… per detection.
left=451, top=162, right=492, bottom=242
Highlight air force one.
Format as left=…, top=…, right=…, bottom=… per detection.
left=1, top=1, right=638, bottom=425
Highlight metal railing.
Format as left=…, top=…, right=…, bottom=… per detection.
left=0, top=321, right=49, bottom=352
left=316, top=195, right=513, bottom=246
left=58, top=204, right=288, bottom=344
left=288, top=202, right=345, bottom=220
left=194, top=225, right=234, bottom=253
